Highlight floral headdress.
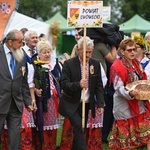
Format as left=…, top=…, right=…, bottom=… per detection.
left=133, top=35, right=146, bottom=47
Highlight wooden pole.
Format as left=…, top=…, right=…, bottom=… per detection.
left=82, top=25, right=87, bottom=131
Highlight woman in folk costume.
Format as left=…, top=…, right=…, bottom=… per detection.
left=33, top=40, right=61, bottom=150
left=109, top=38, right=150, bottom=150
left=133, top=35, right=150, bottom=79
left=85, top=63, right=107, bottom=150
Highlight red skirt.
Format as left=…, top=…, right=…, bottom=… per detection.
left=34, top=129, right=57, bottom=150
left=109, top=110, right=150, bottom=150
left=59, top=118, right=102, bottom=150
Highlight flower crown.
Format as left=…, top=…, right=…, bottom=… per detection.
left=133, top=35, right=146, bottom=47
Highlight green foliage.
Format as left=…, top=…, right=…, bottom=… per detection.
left=121, top=0, right=150, bottom=23
left=18, top=0, right=68, bottom=21
left=18, top=0, right=150, bottom=25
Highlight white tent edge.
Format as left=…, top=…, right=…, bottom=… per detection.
left=4, top=12, right=50, bottom=37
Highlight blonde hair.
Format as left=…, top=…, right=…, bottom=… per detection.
left=37, top=40, right=52, bottom=54
left=77, top=36, right=94, bottom=50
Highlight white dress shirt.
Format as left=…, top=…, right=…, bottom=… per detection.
left=22, top=44, right=35, bottom=88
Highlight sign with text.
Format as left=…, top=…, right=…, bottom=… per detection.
left=67, top=1, right=103, bottom=27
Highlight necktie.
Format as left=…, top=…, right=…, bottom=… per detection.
left=10, top=52, right=15, bottom=76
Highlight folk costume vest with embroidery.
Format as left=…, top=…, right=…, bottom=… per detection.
left=110, top=58, right=147, bottom=117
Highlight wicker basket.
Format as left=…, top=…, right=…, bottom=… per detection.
left=125, top=80, right=150, bottom=100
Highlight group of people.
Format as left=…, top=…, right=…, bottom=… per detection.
left=0, top=29, right=61, bottom=150
left=0, top=26, right=150, bottom=150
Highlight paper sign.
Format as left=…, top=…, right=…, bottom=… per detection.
left=67, top=1, right=103, bottom=27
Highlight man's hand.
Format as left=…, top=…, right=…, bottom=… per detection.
left=80, top=79, right=88, bottom=89
left=97, top=108, right=104, bottom=115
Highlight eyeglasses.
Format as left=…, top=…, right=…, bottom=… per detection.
left=11, top=38, right=25, bottom=44
left=125, top=48, right=137, bottom=53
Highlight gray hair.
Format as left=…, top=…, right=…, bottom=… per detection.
left=77, top=36, right=94, bottom=50
left=24, top=30, right=37, bottom=41
left=5, top=29, right=22, bottom=43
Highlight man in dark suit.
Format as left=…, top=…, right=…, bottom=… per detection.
left=0, top=29, right=34, bottom=150
left=58, top=36, right=105, bottom=150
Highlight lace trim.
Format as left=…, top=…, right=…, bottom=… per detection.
left=43, top=124, right=61, bottom=130
left=22, top=123, right=36, bottom=128
left=87, top=123, right=103, bottom=128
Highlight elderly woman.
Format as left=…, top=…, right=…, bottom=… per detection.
left=109, top=38, right=150, bottom=149
left=33, top=40, right=61, bottom=150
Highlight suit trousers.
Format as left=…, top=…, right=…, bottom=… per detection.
left=69, top=103, right=89, bottom=150
left=102, top=94, right=114, bottom=142
left=0, top=99, right=22, bottom=150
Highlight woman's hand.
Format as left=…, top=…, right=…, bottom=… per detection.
left=97, top=108, right=104, bottom=115
left=129, top=89, right=139, bottom=98
left=32, top=100, right=37, bottom=112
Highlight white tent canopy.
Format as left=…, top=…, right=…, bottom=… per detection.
left=4, top=12, right=50, bottom=37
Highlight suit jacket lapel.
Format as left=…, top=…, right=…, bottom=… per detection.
left=0, top=47, right=12, bottom=77
left=75, top=57, right=81, bottom=80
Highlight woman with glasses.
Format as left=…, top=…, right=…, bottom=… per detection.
left=108, top=38, right=150, bottom=149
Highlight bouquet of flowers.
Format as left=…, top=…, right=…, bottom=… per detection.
left=49, top=21, right=61, bottom=47
left=33, top=60, right=51, bottom=112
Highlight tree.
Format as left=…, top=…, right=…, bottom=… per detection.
left=18, top=0, right=68, bottom=21
left=121, top=0, right=150, bottom=23
left=107, top=0, right=123, bottom=24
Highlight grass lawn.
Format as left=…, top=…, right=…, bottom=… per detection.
left=56, top=126, right=62, bottom=147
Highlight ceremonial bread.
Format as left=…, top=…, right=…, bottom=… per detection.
left=125, top=80, right=150, bottom=100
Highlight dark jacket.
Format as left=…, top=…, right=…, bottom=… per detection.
left=58, top=56, right=105, bottom=118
